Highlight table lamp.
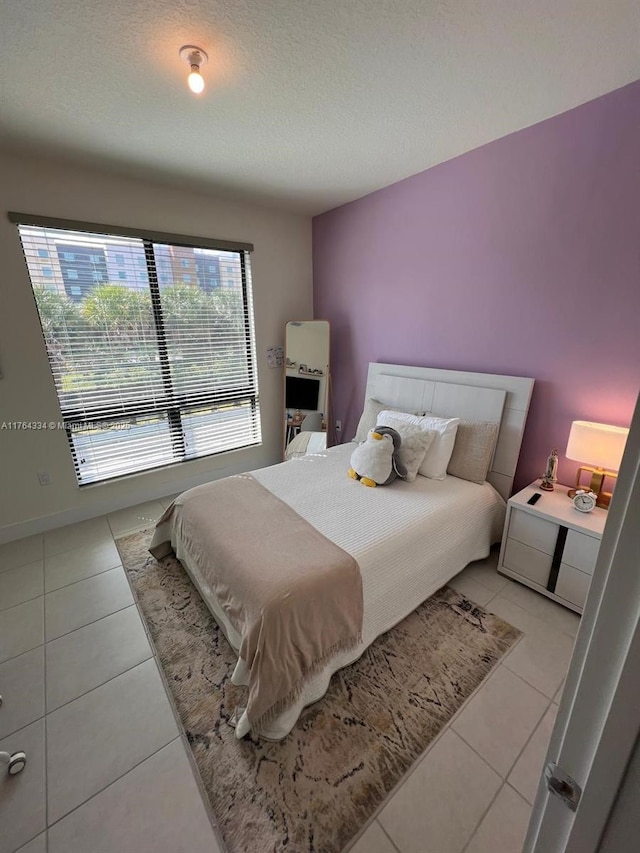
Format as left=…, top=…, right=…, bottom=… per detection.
left=565, top=420, right=629, bottom=508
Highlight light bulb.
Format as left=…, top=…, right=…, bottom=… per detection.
left=188, top=68, right=205, bottom=94
left=180, top=46, right=208, bottom=95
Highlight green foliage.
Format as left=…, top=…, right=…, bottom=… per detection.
left=33, top=287, right=87, bottom=370
left=160, top=283, right=245, bottom=389
left=34, top=286, right=85, bottom=338
left=34, top=281, right=247, bottom=406
left=82, top=284, right=154, bottom=339
left=161, top=282, right=242, bottom=338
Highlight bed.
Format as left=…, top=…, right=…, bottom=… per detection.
left=151, top=363, right=534, bottom=740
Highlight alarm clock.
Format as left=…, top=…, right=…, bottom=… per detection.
left=572, top=490, right=597, bottom=513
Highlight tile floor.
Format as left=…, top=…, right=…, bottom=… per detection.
left=0, top=501, right=579, bottom=853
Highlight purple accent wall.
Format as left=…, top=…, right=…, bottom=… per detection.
left=313, top=81, right=640, bottom=493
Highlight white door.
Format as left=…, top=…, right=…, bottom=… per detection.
left=525, top=392, right=640, bottom=853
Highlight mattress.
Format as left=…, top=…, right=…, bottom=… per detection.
left=163, top=443, right=506, bottom=739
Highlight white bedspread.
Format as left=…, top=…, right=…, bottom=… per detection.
left=166, top=443, right=506, bottom=739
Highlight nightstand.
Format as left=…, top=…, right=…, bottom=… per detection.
left=497, top=481, right=607, bottom=614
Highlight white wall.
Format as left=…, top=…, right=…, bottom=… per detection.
left=599, top=732, right=640, bottom=853
left=0, top=150, right=313, bottom=542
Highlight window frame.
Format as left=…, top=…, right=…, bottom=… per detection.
left=10, top=212, right=259, bottom=486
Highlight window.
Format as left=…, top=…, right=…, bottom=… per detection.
left=67, top=269, right=79, bottom=280
left=38, top=249, right=49, bottom=258
left=117, top=271, right=127, bottom=281
left=42, top=266, right=53, bottom=277
left=115, top=253, right=125, bottom=265
left=13, top=215, right=260, bottom=485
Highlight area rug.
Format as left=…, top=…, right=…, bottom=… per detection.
left=117, top=529, right=520, bottom=853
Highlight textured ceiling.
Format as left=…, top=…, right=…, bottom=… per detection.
left=0, top=0, right=638, bottom=214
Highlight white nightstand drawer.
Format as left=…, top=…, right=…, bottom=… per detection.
left=556, top=563, right=592, bottom=609
left=501, top=482, right=606, bottom=614
left=503, top=538, right=553, bottom=586
left=563, top=530, right=600, bottom=575
left=508, top=510, right=559, bottom=555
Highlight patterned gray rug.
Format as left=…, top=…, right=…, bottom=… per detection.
left=117, top=529, right=520, bottom=853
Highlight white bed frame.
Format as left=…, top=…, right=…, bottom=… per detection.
left=363, top=363, right=534, bottom=500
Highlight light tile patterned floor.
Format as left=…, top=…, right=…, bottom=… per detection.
left=0, top=505, right=578, bottom=853
left=0, top=505, right=222, bottom=853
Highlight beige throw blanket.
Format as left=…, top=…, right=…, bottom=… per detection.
left=150, top=474, right=363, bottom=730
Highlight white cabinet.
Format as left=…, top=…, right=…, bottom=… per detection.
left=508, top=511, right=559, bottom=556
left=555, top=564, right=591, bottom=610
left=497, top=481, right=607, bottom=614
left=562, top=530, right=600, bottom=575
left=503, top=538, right=553, bottom=587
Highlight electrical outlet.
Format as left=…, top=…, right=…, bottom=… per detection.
left=37, top=471, right=50, bottom=486
left=336, top=420, right=342, bottom=432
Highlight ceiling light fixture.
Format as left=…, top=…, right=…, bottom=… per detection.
left=179, top=45, right=208, bottom=94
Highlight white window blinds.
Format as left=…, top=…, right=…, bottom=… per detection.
left=13, top=218, right=260, bottom=485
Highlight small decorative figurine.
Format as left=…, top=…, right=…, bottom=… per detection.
left=540, top=448, right=559, bottom=491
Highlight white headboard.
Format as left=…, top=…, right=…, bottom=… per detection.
left=364, top=363, right=535, bottom=500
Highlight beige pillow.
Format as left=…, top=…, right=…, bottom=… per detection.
left=447, top=420, right=500, bottom=484
left=354, top=398, right=413, bottom=443
left=375, top=414, right=435, bottom=482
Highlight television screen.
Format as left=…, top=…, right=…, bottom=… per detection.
left=286, top=376, right=320, bottom=411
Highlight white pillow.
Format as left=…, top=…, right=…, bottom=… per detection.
left=379, top=410, right=460, bottom=480
left=353, top=398, right=415, bottom=443
left=418, top=414, right=461, bottom=479
left=375, top=414, right=435, bottom=482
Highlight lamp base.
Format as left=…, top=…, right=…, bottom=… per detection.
left=567, top=466, right=616, bottom=509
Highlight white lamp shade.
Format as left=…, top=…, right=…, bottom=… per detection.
left=566, top=421, right=629, bottom=472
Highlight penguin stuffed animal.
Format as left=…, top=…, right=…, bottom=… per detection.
left=348, top=425, right=407, bottom=486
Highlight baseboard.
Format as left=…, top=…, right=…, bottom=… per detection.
left=0, top=451, right=282, bottom=544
